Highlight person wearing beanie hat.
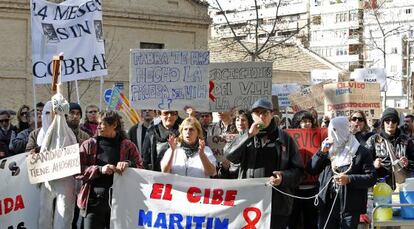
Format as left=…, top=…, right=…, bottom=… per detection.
left=366, top=108, right=414, bottom=189
left=224, top=98, right=304, bottom=228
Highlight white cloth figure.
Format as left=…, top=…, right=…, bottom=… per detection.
left=327, top=116, right=360, bottom=168
left=36, top=101, right=53, bottom=146
left=38, top=85, right=78, bottom=229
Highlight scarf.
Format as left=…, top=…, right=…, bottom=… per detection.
left=180, top=141, right=199, bottom=158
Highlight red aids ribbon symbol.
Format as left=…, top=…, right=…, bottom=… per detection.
left=209, top=80, right=216, bottom=102
left=242, top=207, right=261, bottom=229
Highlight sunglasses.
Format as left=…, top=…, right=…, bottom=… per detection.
left=161, top=111, right=177, bottom=116
left=351, top=117, right=364, bottom=122
left=384, top=118, right=398, bottom=124
left=0, top=119, right=10, bottom=123
left=201, top=114, right=210, bottom=118
left=88, top=110, right=98, bottom=114
left=20, top=112, right=28, bottom=116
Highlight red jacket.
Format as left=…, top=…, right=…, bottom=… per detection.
left=76, top=137, right=143, bottom=213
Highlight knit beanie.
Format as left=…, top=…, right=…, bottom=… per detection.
left=69, top=103, right=82, bottom=118
left=381, top=108, right=399, bottom=124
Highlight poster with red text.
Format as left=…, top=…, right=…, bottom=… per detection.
left=0, top=153, right=40, bottom=229
left=286, top=128, right=328, bottom=184
left=111, top=169, right=272, bottom=229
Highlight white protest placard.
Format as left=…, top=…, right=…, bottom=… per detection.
left=209, top=62, right=273, bottom=112
left=31, top=0, right=107, bottom=84
left=350, top=68, right=387, bottom=91
left=272, top=84, right=301, bottom=108
left=26, top=144, right=80, bottom=184
left=311, top=69, right=338, bottom=85
left=111, top=169, right=271, bottom=229
left=324, top=82, right=381, bottom=119
left=0, top=154, right=40, bottom=229
left=129, top=50, right=210, bottom=111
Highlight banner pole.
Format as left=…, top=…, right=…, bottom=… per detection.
left=100, top=76, right=104, bottom=110
left=75, top=80, right=80, bottom=105
left=32, top=78, right=38, bottom=130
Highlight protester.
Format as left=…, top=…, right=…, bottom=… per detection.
left=207, top=110, right=237, bottom=174
left=350, top=110, right=374, bottom=147
left=289, top=110, right=318, bottom=229
left=198, top=112, right=213, bottom=137
left=26, top=101, right=52, bottom=152
left=67, top=103, right=89, bottom=145
left=36, top=102, right=45, bottom=115
left=320, top=115, right=330, bottom=128
left=16, top=105, right=30, bottom=133
left=161, top=117, right=216, bottom=178
left=366, top=108, right=414, bottom=189
left=307, top=116, right=376, bottom=229
left=225, top=98, right=304, bottom=229
left=128, top=109, right=156, bottom=153
left=219, top=110, right=252, bottom=179
left=76, top=111, right=143, bottom=229
left=0, top=110, right=18, bottom=158
left=9, top=109, right=40, bottom=155
left=142, top=110, right=182, bottom=171
left=80, top=104, right=100, bottom=137
left=401, top=114, right=414, bottom=138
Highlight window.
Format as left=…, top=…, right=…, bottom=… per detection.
left=406, top=8, right=412, bottom=14
left=391, top=65, right=397, bottom=73
left=313, top=15, right=321, bottom=25
left=391, top=47, right=398, bottom=54
left=140, top=42, right=165, bottom=49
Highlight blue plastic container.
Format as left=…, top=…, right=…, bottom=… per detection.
left=400, top=178, right=414, bottom=219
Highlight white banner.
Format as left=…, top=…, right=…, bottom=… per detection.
left=350, top=68, right=387, bottom=91
left=111, top=169, right=272, bottom=229
left=272, top=84, right=301, bottom=108
left=31, top=0, right=107, bottom=84
left=311, top=69, right=339, bottom=85
left=129, top=49, right=210, bottom=111
left=0, top=154, right=40, bottom=229
left=26, top=144, right=80, bottom=184
left=209, top=62, right=273, bottom=112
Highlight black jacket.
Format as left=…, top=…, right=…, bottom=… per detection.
left=307, top=145, right=376, bottom=214
left=366, top=128, right=414, bottom=187
left=224, top=121, right=304, bottom=216
left=142, top=118, right=182, bottom=171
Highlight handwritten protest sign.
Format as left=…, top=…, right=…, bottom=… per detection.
left=351, top=68, right=386, bottom=91
left=209, top=62, right=272, bottom=112
left=31, top=0, right=107, bottom=84
left=288, top=83, right=325, bottom=112
left=311, top=69, right=338, bottom=85
left=272, top=84, right=301, bottom=108
left=111, top=169, right=271, bottom=229
left=206, top=134, right=237, bottom=163
left=286, top=128, right=327, bottom=184
left=0, top=154, right=40, bottom=229
left=129, top=50, right=210, bottom=111
left=26, top=144, right=80, bottom=184
left=324, top=82, right=381, bottom=119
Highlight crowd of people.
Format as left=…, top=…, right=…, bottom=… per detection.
left=1, top=97, right=414, bottom=229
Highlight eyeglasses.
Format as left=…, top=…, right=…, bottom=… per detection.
left=252, top=110, right=270, bottom=116
left=384, top=118, right=398, bottom=124
left=0, top=119, right=10, bottom=123
left=20, top=112, right=28, bottom=116
left=351, top=117, right=364, bottom=122
left=161, top=111, right=177, bottom=116
left=201, top=114, right=210, bottom=118
left=88, top=110, right=98, bottom=114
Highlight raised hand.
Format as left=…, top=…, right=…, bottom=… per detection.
left=167, top=134, right=177, bottom=152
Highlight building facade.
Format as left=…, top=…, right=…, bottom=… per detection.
left=0, top=0, right=210, bottom=111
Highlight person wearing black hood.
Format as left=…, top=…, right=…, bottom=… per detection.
left=142, top=110, right=182, bottom=171
left=224, top=98, right=304, bottom=229
left=67, top=103, right=90, bottom=145
left=366, top=108, right=414, bottom=189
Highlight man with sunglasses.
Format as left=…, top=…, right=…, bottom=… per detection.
left=366, top=108, right=414, bottom=189
left=142, top=110, right=182, bottom=171
left=80, top=104, right=100, bottom=137
left=224, top=98, right=304, bottom=229
left=0, top=110, right=18, bottom=158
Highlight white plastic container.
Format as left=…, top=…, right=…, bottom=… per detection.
left=400, top=177, right=414, bottom=219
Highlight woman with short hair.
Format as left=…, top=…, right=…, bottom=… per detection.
left=161, top=117, right=217, bottom=178
left=77, top=111, right=143, bottom=229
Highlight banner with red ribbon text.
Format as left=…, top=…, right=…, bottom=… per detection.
left=110, top=169, right=272, bottom=229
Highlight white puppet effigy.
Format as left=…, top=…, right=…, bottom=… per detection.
left=38, top=84, right=78, bottom=229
